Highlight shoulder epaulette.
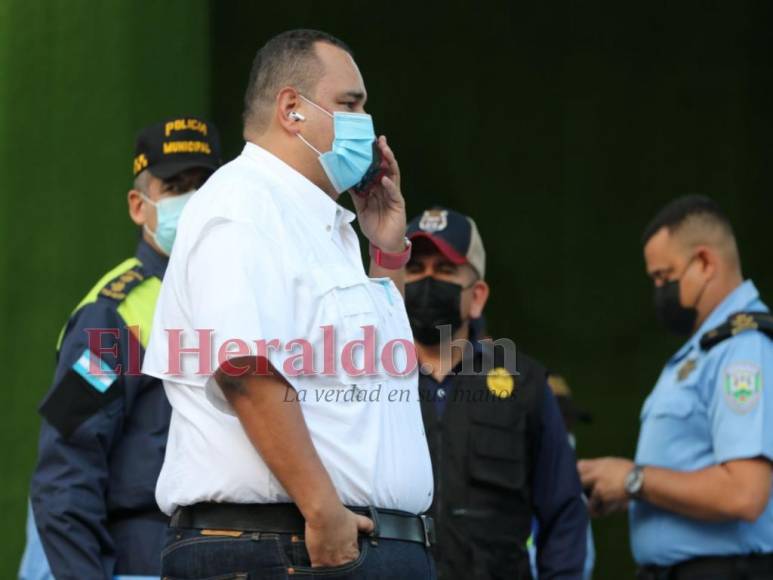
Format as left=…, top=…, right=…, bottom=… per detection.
left=699, top=311, right=773, bottom=351
left=98, top=264, right=147, bottom=302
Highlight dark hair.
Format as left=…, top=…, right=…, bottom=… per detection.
left=243, top=29, right=352, bottom=131
left=133, top=167, right=212, bottom=194
left=641, top=195, right=733, bottom=245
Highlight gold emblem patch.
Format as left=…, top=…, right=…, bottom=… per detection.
left=677, top=359, right=697, bottom=381
left=487, top=367, right=515, bottom=398
left=731, top=313, right=758, bottom=335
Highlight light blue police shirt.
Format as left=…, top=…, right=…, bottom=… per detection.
left=630, top=280, right=773, bottom=566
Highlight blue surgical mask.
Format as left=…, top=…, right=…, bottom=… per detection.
left=296, top=95, right=376, bottom=194
left=142, top=191, right=194, bottom=255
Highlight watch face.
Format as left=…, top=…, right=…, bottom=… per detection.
left=626, top=467, right=643, bottom=495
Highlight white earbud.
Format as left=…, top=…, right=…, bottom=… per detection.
left=288, top=111, right=306, bottom=121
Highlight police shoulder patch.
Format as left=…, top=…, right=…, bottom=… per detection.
left=700, top=311, right=773, bottom=351
left=723, top=361, right=763, bottom=414
left=99, top=265, right=146, bottom=301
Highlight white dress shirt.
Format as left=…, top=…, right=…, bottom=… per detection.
left=143, top=142, right=433, bottom=516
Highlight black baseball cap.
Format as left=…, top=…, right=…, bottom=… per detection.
left=407, top=207, right=487, bottom=279
left=132, top=117, right=221, bottom=179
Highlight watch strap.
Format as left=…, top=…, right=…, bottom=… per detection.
left=369, top=237, right=412, bottom=270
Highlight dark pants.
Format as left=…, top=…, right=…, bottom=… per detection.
left=161, top=527, right=436, bottom=579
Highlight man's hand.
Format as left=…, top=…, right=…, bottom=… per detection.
left=218, top=360, right=373, bottom=568
left=352, top=135, right=406, bottom=253
left=305, top=503, right=374, bottom=568
left=578, top=457, right=634, bottom=517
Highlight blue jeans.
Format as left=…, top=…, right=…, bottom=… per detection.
left=161, top=527, right=436, bottom=579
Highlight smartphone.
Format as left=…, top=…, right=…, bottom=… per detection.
left=351, top=140, right=387, bottom=198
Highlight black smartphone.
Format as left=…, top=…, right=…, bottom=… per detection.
left=351, top=140, right=387, bottom=198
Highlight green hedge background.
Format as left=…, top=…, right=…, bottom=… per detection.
left=2, top=2, right=772, bottom=578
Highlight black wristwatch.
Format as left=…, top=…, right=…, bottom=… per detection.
left=624, top=465, right=645, bottom=499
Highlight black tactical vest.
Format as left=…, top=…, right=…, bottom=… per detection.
left=419, top=344, right=545, bottom=580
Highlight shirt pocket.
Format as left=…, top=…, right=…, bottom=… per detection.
left=309, top=264, right=378, bottom=333
left=649, top=385, right=700, bottom=420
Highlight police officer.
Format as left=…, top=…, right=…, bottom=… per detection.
left=579, top=195, right=773, bottom=579
left=20, top=118, right=221, bottom=580
left=405, top=207, right=589, bottom=579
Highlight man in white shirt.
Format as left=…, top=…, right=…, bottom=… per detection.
left=143, top=29, right=435, bottom=579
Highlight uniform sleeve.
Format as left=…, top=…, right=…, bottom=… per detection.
left=709, top=332, right=773, bottom=464
left=30, top=300, right=130, bottom=580
left=184, top=218, right=293, bottom=414
left=531, top=386, right=588, bottom=579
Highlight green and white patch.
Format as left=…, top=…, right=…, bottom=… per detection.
left=723, top=362, right=762, bottom=414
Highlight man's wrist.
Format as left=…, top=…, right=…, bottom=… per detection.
left=374, top=235, right=407, bottom=253
left=299, top=489, right=344, bottom=527
left=625, top=464, right=646, bottom=499
left=369, top=237, right=411, bottom=269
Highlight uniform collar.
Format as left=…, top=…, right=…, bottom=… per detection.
left=419, top=337, right=486, bottom=388
left=670, top=279, right=759, bottom=363
left=135, top=237, right=168, bottom=279
left=241, top=142, right=356, bottom=238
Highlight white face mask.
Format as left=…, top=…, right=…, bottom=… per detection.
left=141, top=191, right=195, bottom=255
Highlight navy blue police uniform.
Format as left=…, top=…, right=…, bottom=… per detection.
left=21, top=117, right=221, bottom=580
left=29, top=240, right=169, bottom=579
left=406, top=208, right=588, bottom=580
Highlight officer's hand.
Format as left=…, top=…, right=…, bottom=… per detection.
left=352, top=135, right=407, bottom=253
left=588, top=498, right=629, bottom=518
left=304, top=503, right=374, bottom=568
left=578, top=457, right=634, bottom=517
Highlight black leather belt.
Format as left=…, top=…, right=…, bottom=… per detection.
left=637, top=553, right=773, bottom=580
left=170, top=502, right=435, bottom=547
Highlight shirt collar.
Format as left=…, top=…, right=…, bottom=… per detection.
left=670, top=279, right=760, bottom=362
left=135, top=237, right=168, bottom=279
left=241, top=142, right=356, bottom=238
left=419, top=337, right=487, bottom=388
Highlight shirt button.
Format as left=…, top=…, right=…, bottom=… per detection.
left=326, top=224, right=332, bottom=232
left=437, top=388, right=446, bottom=399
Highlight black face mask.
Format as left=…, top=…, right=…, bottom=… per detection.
left=405, top=277, right=464, bottom=346
left=653, top=256, right=709, bottom=336
left=654, top=278, right=698, bottom=336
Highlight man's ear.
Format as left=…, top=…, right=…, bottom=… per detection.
left=696, top=245, right=718, bottom=280
left=128, top=189, right=146, bottom=226
left=469, top=280, right=490, bottom=319
left=276, top=87, right=303, bottom=134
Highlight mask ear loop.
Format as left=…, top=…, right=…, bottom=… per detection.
left=294, top=96, right=333, bottom=156
left=138, top=192, right=162, bottom=247
left=295, top=95, right=337, bottom=160
left=140, top=192, right=157, bottom=207
left=299, top=94, right=334, bottom=118
left=296, top=132, right=323, bottom=155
